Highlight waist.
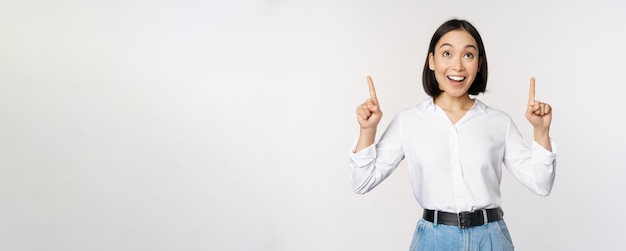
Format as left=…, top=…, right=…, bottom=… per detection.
left=422, top=207, right=504, bottom=229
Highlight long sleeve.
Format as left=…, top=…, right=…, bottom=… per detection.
left=503, top=118, right=557, bottom=196
left=348, top=98, right=558, bottom=211
left=349, top=114, right=405, bottom=194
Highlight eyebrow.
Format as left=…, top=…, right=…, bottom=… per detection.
left=439, top=43, right=478, bottom=50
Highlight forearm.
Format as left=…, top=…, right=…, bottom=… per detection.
left=354, top=128, right=377, bottom=153
left=533, top=127, right=552, bottom=152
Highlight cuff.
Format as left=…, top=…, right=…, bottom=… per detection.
left=532, top=138, right=557, bottom=165
left=349, top=141, right=377, bottom=167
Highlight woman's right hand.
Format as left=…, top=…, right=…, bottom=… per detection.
left=356, top=76, right=383, bottom=130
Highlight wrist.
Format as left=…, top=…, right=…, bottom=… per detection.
left=533, top=127, right=550, bottom=138
left=355, top=128, right=377, bottom=153
left=359, top=128, right=377, bottom=142
left=533, top=127, right=552, bottom=151
left=360, top=127, right=377, bottom=133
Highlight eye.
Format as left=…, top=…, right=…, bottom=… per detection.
left=464, top=53, right=474, bottom=59
left=443, top=51, right=451, bottom=57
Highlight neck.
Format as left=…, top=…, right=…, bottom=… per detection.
left=434, top=94, right=474, bottom=111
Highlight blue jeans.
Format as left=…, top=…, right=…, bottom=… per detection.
left=409, top=218, right=515, bottom=251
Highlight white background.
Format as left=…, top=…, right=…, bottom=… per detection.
left=1, top=0, right=625, bottom=250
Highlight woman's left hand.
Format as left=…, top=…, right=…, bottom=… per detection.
left=525, top=77, right=552, bottom=129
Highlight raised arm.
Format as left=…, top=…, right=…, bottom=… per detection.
left=525, top=77, right=553, bottom=151
left=355, top=76, right=383, bottom=152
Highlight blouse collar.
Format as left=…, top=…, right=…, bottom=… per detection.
left=420, top=97, right=488, bottom=114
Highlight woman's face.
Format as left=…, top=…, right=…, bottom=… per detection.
left=429, top=29, right=480, bottom=98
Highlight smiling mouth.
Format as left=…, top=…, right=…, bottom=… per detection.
left=447, top=76, right=466, bottom=82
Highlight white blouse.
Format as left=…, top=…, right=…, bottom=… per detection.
left=349, top=98, right=557, bottom=213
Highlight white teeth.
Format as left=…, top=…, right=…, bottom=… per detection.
left=448, top=76, right=465, bottom=81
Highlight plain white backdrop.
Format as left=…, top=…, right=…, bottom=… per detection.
left=1, top=0, right=625, bottom=250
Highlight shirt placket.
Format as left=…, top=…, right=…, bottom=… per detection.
left=450, top=124, right=466, bottom=211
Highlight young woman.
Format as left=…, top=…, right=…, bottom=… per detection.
left=350, top=19, right=556, bottom=250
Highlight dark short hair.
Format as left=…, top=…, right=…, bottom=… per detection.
left=422, top=19, right=488, bottom=97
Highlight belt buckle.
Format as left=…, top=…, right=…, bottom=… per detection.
left=457, top=211, right=472, bottom=229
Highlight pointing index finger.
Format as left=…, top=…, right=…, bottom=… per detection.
left=367, top=76, right=378, bottom=105
left=528, top=77, right=536, bottom=105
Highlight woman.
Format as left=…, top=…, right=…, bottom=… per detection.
left=349, top=19, right=556, bottom=250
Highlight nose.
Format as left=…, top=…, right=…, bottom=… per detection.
left=453, top=56, right=464, bottom=71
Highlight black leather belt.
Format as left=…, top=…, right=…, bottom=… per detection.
left=423, top=207, right=504, bottom=229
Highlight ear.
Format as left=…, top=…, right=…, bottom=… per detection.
left=428, top=52, right=434, bottom=71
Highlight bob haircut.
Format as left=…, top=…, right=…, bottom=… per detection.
left=422, top=19, right=488, bottom=97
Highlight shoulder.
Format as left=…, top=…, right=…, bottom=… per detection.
left=475, top=99, right=512, bottom=120
left=472, top=99, right=517, bottom=131
left=395, top=98, right=432, bottom=117
left=400, top=98, right=433, bottom=113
